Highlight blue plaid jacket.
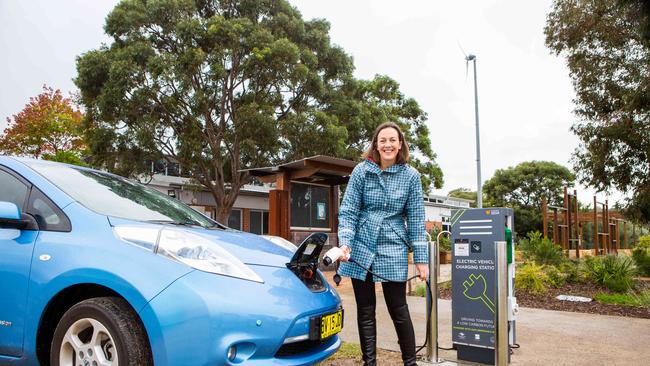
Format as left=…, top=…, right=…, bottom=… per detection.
left=337, top=159, right=428, bottom=282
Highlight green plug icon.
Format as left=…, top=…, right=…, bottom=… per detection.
left=463, top=273, right=496, bottom=314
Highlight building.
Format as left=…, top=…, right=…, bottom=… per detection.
left=146, top=173, right=272, bottom=235
left=144, top=159, right=474, bottom=242
left=423, top=194, right=473, bottom=233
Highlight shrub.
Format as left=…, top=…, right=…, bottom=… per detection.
left=633, top=288, right=650, bottom=306
left=583, top=255, right=637, bottom=293
left=515, top=263, right=551, bottom=294
left=637, top=235, right=650, bottom=249
left=518, top=231, right=565, bottom=266
left=413, top=283, right=427, bottom=297
left=632, top=236, right=650, bottom=277
left=544, top=265, right=566, bottom=288
left=632, top=246, right=650, bottom=277
left=430, top=227, right=452, bottom=252
left=557, top=260, right=582, bottom=283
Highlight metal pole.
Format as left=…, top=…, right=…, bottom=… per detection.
left=425, top=231, right=447, bottom=363
left=467, top=54, right=482, bottom=208
left=495, top=241, right=508, bottom=366
left=425, top=231, right=450, bottom=363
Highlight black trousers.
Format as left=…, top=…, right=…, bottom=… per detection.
left=351, top=272, right=417, bottom=365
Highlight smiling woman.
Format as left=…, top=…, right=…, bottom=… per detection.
left=336, top=121, right=428, bottom=366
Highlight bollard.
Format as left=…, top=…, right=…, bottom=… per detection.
left=495, top=241, right=508, bottom=366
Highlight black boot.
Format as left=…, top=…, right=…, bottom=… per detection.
left=357, top=305, right=377, bottom=366
left=389, top=304, right=417, bottom=366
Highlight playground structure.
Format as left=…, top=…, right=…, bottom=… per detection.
left=541, top=187, right=637, bottom=257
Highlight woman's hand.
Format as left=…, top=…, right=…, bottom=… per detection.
left=415, top=263, right=429, bottom=281
left=339, top=245, right=351, bottom=262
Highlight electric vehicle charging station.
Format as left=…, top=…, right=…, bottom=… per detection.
left=450, top=208, right=517, bottom=364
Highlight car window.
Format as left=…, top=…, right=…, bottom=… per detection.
left=0, top=168, right=29, bottom=211
left=27, top=187, right=71, bottom=232
left=27, top=162, right=219, bottom=228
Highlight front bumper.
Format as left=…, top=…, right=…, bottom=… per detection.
left=139, top=265, right=342, bottom=365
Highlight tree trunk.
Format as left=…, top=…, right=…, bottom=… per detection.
left=215, top=202, right=231, bottom=224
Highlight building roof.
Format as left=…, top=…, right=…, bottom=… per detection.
left=241, top=155, right=357, bottom=186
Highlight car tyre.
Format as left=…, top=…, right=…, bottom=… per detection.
left=50, top=296, right=152, bottom=366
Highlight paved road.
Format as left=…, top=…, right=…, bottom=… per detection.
left=326, top=270, right=650, bottom=366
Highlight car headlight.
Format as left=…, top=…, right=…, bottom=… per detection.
left=113, top=226, right=263, bottom=283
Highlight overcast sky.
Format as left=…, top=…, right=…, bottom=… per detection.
left=0, top=0, right=626, bottom=205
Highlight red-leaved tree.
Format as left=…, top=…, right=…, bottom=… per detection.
left=1, top=85, right=85, bottom=161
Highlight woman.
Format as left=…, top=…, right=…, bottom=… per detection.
left=337, top=121, right=429, bottom=366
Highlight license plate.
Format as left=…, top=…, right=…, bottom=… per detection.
left=310, top=309, right=344, bottom=340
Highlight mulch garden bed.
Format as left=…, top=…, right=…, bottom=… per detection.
left=437, top=282, right=650, bottom=319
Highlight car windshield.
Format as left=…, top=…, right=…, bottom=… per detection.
left=28, top=162, right=219, bottom=228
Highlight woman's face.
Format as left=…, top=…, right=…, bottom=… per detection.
left=376, top=127, right=402, bottom=165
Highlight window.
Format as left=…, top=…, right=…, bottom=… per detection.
left=249, top=210, right=269, bottom=235
left=27, top=187, right=71, bottom=232
left=27, top=162, right=217, bottom=228
left=290, top=183, right=330, bottom=229
left=0, top=169, right=29, bottom=210
left=228, top=209, right=242, bottom=230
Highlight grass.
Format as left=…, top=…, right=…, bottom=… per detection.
left=594, top=291, right=650, bottom=307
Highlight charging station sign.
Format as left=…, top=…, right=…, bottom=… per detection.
left=451, top=208, right=511, bottom=353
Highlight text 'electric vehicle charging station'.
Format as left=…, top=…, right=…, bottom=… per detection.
left=451, top=208, right=518, bottom=365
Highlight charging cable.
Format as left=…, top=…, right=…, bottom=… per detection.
left=324, top=249, right=452, bottom=354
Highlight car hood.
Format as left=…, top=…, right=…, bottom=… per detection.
left=108, top=217, right=294, bottom=268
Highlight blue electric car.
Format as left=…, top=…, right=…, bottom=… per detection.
left=0, top=156, right=342, bottom=365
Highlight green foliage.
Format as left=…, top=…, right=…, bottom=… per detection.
left=545, top=0, right=650, bottom=224
left=448, top=188, right=476, bottom=206
left=430, top=226, right=451, bottom=252
left=518, top=231, right=566, bottom=266
left=482, top=161, right=575, bottom=237
left=583, top=255, right=637, bottom=292
left=632, top=246, right=650, bottom=277
left=594, top=290, right=650, bottom=307
left=515, top=263, right=551, bottom=294
left=544, top=265, right=566, bottom=288
left=42, top=151, right=88, bottom=166
left=637, top=235, right=650, bottom=249
left=557, top=260, right=582, bottom=283
left=413, top=283, right=427, bottom=297
left=75, top=0, right=442, bottom=222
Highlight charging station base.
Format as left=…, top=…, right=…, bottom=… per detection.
left=456, top=344, right=494, bottom=365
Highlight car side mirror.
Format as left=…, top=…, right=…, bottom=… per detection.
left=0, top=201, right=31, bottom=230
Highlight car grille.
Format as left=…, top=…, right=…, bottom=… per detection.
left=275, top=338, right=329, bottom=358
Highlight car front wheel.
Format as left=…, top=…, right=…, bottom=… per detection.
left=50, top=297, right=152, bottom=366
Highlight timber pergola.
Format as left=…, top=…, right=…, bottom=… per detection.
left=542, top=188, right=635, bottom=256
left=241, top=155, right=357, bottom=245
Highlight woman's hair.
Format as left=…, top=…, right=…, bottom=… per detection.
left=362, top=121, right=410, bottom=164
